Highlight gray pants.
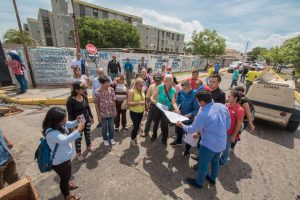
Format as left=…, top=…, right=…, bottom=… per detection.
left=126, top=70, right=133, bottom=87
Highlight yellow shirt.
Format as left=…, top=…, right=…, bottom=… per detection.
left=207, top=67, right=214, bottom=76
left=246, top=71, right=258, bottom=82
left=130, top=89, right=145, bottom=113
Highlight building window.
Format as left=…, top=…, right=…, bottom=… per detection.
left=175, top=48, right=179, bottom=52
left=146, top=27, right=149, bottom=30
left=60, top=31, right=62, bottom=34
left=103, top=11, right=108, bottom=19
left=93, top=8, right=98, bottom=17
left=146, top=45, right=148, bottom=48
left=162, top=31, right=164, bottom=38
left=79, top=5, right=85, bottom=17
left=146, top=36, right=148, bottom=39
left=172, top=33, right=174, bottom=40
left=161, top=48, right=164, bottom=51
left=171, top=49, right=173, bottom=52
left=177, top=35, right=180, bottom=41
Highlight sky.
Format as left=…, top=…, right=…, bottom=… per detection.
left=1, top=0, right=300, bottom=52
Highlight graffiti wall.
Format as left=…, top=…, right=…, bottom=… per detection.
left=5, top=47, right=206, bottom=86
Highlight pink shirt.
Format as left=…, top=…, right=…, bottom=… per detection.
left=94, top=87, right=116, bottom=118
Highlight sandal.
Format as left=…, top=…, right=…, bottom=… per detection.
left=69, top=182, right=79, bottom=190
left=65, top=194, right=81, bottom=200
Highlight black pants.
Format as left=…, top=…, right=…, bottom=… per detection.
left=152, top=105, right=169, bottom=143
left=130, top=111, right=144, bottom=140
left=115, top=101, right=127, bottom=128
left=240, top=74, right=246, bottom=82
left=144, top=103, right=155, bottom=134
left=52, top=160, right=72, bottom=197
left=75, top=121, right=91, bottom=153
left=230, top=79, right=237, bottom=88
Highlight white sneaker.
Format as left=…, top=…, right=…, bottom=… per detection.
left=110, top=139, right=116, bottom=145
left=103, top=140, right=109, bottom=146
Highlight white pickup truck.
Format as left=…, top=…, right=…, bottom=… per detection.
left=246, top=72, right=300, bottom=132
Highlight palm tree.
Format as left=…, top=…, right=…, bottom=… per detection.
left=3, top=28, right=33, bottom=45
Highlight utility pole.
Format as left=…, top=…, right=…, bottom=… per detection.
left=71, top=0, right=81, bottom=53
left=12, top=0, right=36, bottom=87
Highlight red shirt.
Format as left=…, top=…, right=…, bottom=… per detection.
left=227, top=102, right=245, bottom=135
left=7, top=60, right=23, bottom=75
left=188, top=77, right=198, bottom=89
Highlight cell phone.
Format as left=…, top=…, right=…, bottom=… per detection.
left=80, top=114, right=86, bottom=124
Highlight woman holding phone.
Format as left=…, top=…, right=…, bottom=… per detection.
left=66, top=81, right=95, bottom=161
left=43, top=107, right=85, bottom=200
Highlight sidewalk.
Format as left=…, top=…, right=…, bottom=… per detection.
left=0, top=68, right=227, bottom=105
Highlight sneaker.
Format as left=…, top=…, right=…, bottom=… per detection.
left=88, top=144, right=96, bottom=152
left=103, top=140, right=109, bottom=146
left=170, top=141, right=182, bottom=146
left=191, top=155, right=198, bottom=161
left=76, top=153, right=84, bottom=161
left=219, top=161, right=227, bottom=167
left=110, top=139, right=116, bottom=145
left=191, top=163, right=198, bottom=171
left=122, top=126, right=128, bottom=130
left=206, top=175, right=216, bottom=185
left=130, top=139, right=137, bottom=146
left=186, top=178, right=202, bottom=189
left=141, top=131, right=149, bottom=137
left=115, top=127, right=119, bottom=132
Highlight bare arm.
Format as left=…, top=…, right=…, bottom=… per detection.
left=171, top=93, right=179, bottom=113
left=231, top=119, right=243, bottom=142
left=3, top=132, right=13, bottom=149
left=243, top=103, right=255, bottom=130
left=150, top=88, right=158, bottom=104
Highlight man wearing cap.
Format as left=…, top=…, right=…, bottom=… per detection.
left=138, top=57, right=147, bottom=73
left=107, top=55, right=121, bottom=81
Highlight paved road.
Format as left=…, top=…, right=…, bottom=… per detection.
left=1, top=72, right=299, bottom=200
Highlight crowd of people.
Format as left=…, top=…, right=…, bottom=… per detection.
left=2, top=53, right=258, bottom=200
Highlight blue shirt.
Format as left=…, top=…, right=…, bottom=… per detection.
left=92, top=75, right=112, bottom=97
left=46, top=120, right=81, bottom=165
left=124, top=62, right=133, bottom=71
left=183, top=102, right=231, bottom=153
left=0, top=130, right=11, bottom=165
left=214, top=63, right=221, bottom=72
left=176, top=89, right=199, bottom=123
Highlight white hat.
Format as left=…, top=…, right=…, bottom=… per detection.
left=9, top=50, right=19, bottom=55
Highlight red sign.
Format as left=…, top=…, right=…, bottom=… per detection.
left=85, top=44, right=97, bottom=54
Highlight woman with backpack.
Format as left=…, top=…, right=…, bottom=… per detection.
left=66, top=81, right=95, bottom=161
left=43, top=107, right=85, bottom=200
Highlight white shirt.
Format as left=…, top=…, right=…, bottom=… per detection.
left=71, top=58, right=86, bottom=68
left=70, top=75, right=88, bottom=85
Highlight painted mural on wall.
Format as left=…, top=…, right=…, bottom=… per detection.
left=6, top=47, right=206, bottom=86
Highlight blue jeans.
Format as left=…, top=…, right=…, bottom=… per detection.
left=219, top=135, right=230, bottom=165
left=196, top=145, right=221, bottom=186
left=110, top=73, right=119, bottom=81
left=15, top=74, right=27, bottom=92
left=102, top=117, right=114, bottom=141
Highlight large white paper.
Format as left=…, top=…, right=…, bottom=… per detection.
left=183, top=133, right=198, bottom=147
left=155, top=103, right=189, bottom=123
left=156, top=102, right=169, bottom=111
left=163, top=110, right=189, bottom=123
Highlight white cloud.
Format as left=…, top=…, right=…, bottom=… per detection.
left=120, top=7, right=204, bottom=42
left=251, top=32, right=300, bottom=49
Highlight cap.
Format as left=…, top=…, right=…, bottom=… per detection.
left=112, top=55, right=116, bottom=58
left=154, top=75, right=162, bottom=81
left=72, top=81, right=87, bottom=90
left=167, top=66, right=172, bottom=70
left=9, top=50, right=19, bottom=55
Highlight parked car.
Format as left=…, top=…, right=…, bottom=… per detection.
left=228, top=61, right=243, bottom=73
left=251, top=63, right=265, bottom=71
left=247, top=72, right=300, bottom=132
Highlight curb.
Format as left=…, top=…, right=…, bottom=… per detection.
left=0, top=68, right=228, bottom=105
left=271, top=70, right=300, bottom=103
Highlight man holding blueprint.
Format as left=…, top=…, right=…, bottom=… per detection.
left=176, top=90, right=231, bottom=189
left=170, top=80, right=199, bottom=156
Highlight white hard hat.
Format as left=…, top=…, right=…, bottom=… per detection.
left=9, top=50, right=19, bottom=55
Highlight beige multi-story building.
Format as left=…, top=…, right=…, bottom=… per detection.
left=27, top=0, right=184, bottom=53
left=26, top=18, right=42, bottom=46
left=135, top=24, right=184, bottom=53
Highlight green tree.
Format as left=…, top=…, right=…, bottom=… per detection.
left=78, top=17, right=140, bottom=48
left=3, top=28, right=33, bottom=45
left=281, top=35, right=300, bottom=71
left=247, top=47, right=267, bottom=61
left=190, top=29, right=226, bottom=59
left=262, top=46, right=285, bottom=65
